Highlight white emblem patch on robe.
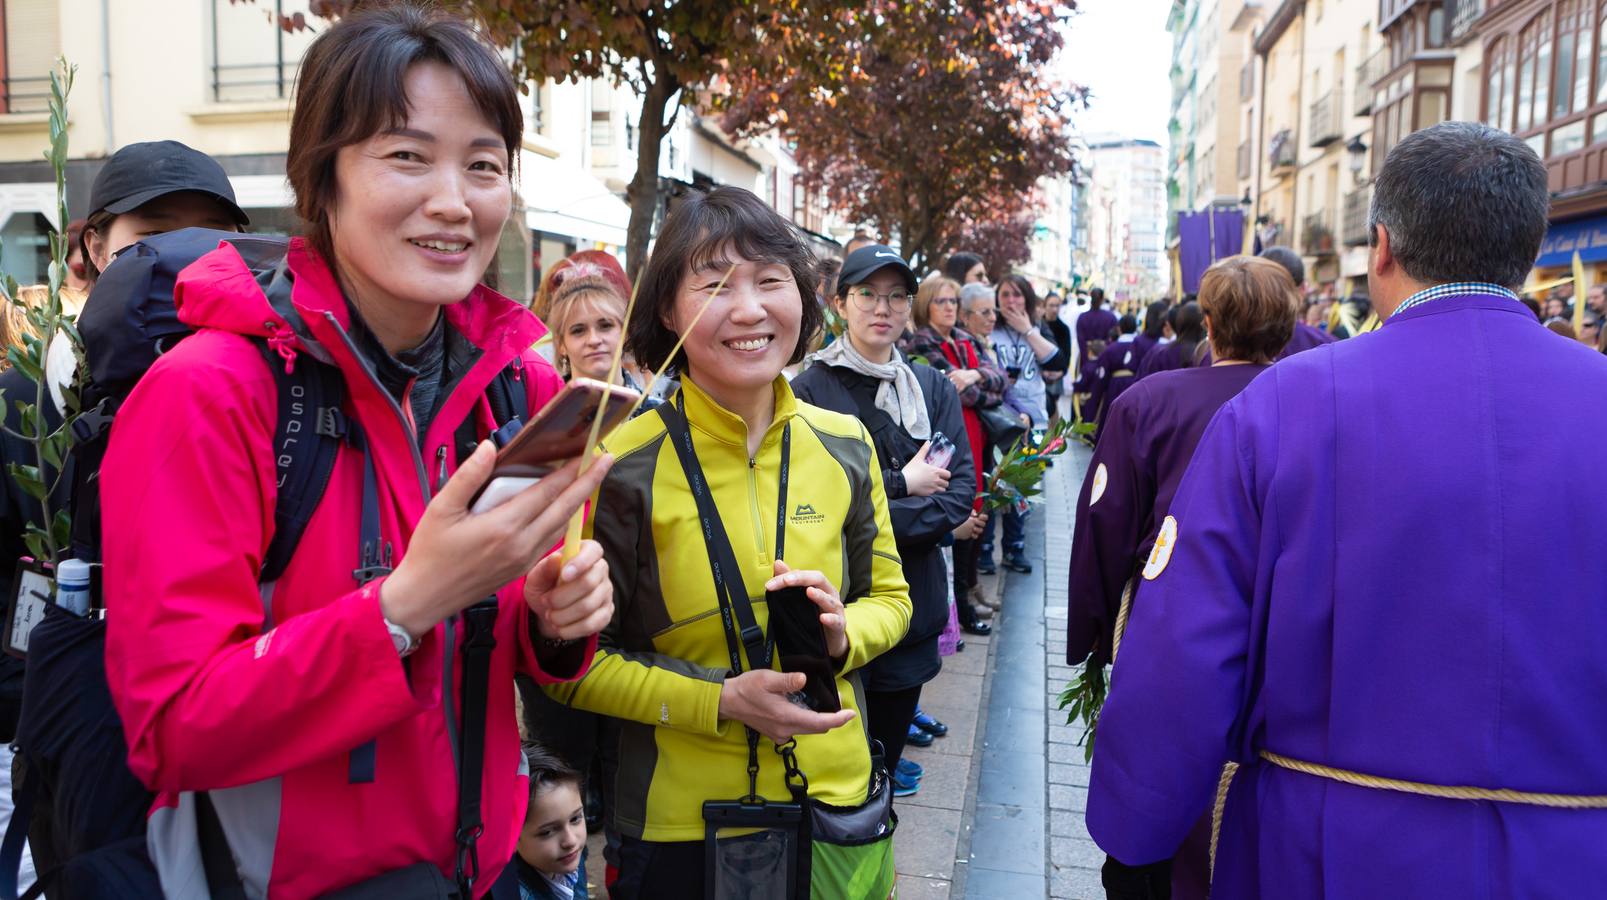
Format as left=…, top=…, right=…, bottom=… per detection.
left=1143, top=515, right=1177, bottom=580
left=1090, top=463, right=1109, bottom=506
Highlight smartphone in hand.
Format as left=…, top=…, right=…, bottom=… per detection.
left=924, top=431, right=955, bottom=470
left=766, top=585, right=842, bottom=714
left=467, top=377, right=640, bottom=513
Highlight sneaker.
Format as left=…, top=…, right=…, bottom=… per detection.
left=1003, top=549, right=1033, bottom=574
left=896, top=758, right=924, bottom=780
left=976, top=555, right=997, bottom=576
left=912, top=709, right=949, bottom=738
left=905, top=723, right=935, bottom=747
left=892, top=768, right=921, bottom=797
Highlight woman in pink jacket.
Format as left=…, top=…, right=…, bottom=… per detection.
left=99, top=7, right=614, bottom=898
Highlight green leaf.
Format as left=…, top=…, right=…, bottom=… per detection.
left=50, top=509, right=70, bottom=552
left=9, top=463, right=46, bottom=501
left=23, top=530, right=47, bottom=563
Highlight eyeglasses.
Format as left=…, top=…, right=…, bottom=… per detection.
left=930, top=296, right=959, bottom=307
left=967, top=307, right=997, bottom=318
left=847, top=288, right=912, bottom=312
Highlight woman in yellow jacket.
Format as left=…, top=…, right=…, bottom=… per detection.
left=545, top=187, right=911, bottom=897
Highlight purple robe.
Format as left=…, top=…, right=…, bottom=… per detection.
left=1137, top=339, right=1203, bottom=378
left=1084, top=338, right=1144, bottom=440
left=1065, top=364, right=1267, bottom=668
left=1131, top=332, right=1160, bottom=364
left=1277, top=321, right=1335, bottom=359
left=1087, top=293, right=1607, bottom=897
left=1075, top=308, right=1119, bottom=391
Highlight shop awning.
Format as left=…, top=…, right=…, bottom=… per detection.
left=521, top=152, right=631, bottom=248
left=1535, top=214, right=1607, bottom=268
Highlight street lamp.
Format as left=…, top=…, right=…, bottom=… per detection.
left=1346, top=135, right=1369, bottom=182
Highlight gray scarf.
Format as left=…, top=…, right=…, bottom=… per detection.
left=808, top=338, right=932, bottom=440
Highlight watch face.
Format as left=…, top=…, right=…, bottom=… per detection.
left=391, top=629, right=411, bottom=655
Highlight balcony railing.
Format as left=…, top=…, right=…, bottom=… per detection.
left=1308, top=92, right=1342, bottom=147
left=1342, top=187, right=1372, bottom=246
left=1303, top=210, right=1337, bottom=256
left=1269, top=128, right=1298, bottom=170
left=1354, top=49, right=1387, bottom=116
left=1237, top=140, right=1253, bottom=180
left=1446, top=0, right=1485, bottom=44
left=0, top=76, right=51, bottom=115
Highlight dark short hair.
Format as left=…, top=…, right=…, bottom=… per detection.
left=1199, top=256, right=1298, bottom=364
left=627, top=186, right=821, bottom=373
left=1258, top=246, right=1305, bottom=287
left=943, top=251, right=984, bottom=283
left=1118, top=313, right=1138, bottom=334
left=287, top=4, right=521, bottom=263
left=1089, top=287, right=1106, bottom=307
left=523, top=743, right=582, bottom=798
left=1142, top=300, right=1168, bottom=338
left=999, top=273, right=1041, bottom=319
left=1368, top=121, right=1549, bottom=288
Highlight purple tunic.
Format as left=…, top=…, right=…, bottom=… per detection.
left=1074, top=308, right=1119, bottom=390
left=1278, top=320, right=1335, bottom=359
left=1084, top=339, right=1143, bottom=439
left=1136, top=339, right=1203, bottom=378
left=1088, top=293, right=1607, bottom=897
left=1065, top=363, right=1267, bottom=668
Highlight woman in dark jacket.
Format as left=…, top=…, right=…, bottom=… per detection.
left=903, top=276, right=1007, bottom=635
left=792, top=245, right=974, bottom=793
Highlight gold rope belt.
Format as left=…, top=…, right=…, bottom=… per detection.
left=1255, top=751, right=1607, bottom=808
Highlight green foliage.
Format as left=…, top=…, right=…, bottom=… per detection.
left=1058, top=659, right=1108, bottom=764
left=0, top=58, right=83, bottom=567
left=980, top=415, right=1075, bottom=512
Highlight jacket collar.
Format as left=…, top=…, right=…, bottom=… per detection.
left=1384, top=289, right=1532, bottom=328
left=678, top=374, right=800, bottom=452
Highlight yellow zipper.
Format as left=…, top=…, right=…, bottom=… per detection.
left=747, top=454, right=769, bottom=565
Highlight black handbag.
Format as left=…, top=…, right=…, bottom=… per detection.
left=977, top=402, right=1027, bottom=451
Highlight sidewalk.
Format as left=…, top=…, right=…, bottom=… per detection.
left=894, top=440, right=1101, bottom=900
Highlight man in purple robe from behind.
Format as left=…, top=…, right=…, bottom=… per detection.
left=1258, top=246, right=1336, bottom=358
left=1088, top=121, right=1607, bottom=897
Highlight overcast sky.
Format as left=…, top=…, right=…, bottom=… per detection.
left=1058, top=0, right=1173, bottom=145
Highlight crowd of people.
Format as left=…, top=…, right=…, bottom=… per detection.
left=1066, top=120, right=1607, bottom=899
left=0, top=5, right=1083, bottom=898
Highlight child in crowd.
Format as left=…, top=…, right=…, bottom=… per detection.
left=512, top=746, right=590, bottom=900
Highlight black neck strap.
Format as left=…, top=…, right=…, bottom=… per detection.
left=659, top=392, right=791, bottom=799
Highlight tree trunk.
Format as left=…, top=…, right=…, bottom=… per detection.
left=625, top=72, right=680, bottom=282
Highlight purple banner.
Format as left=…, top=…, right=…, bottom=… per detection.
left=1177, top=208, right=1247, bottom=294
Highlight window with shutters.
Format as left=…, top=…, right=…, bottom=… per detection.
left=210, top=0, right=318, bottom=103
left=1, top=0, right=59, bottom=114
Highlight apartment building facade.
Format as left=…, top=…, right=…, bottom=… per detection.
left=1088, top=137, right=1170, bottom=301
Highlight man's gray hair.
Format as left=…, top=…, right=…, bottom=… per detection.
left=959, top=282, right=996, bottom=310
left=1367, top=121, right=1549, bottom=289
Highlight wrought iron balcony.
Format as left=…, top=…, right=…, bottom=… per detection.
left=1354, top=49, right=1387, bottom=116
left=1269, top=128, right=1298, bottom=170
left=1308, top=92, right=1342, bottom=147
left=1342, top=187, right=1372, bottom=246
left=1303, top=210, right=1337, bottom=256
left=1447, top=0, right=1485, bottom=44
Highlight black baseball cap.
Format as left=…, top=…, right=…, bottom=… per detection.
left=838, top=244, right=917, bottom=296
left=87, top=141, right=250, bottom=225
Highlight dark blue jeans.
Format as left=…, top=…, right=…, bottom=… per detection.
left=980, top=504, right=1027, bottom=554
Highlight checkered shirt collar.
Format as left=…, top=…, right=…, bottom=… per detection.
left=1392, top=282, right=1520, bottom=317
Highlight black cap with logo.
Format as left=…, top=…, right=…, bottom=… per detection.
left=837, top=244, right=918, bottom=297
left=87, top=140, right=250, bottom=225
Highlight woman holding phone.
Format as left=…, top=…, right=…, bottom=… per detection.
left=545, top=187, right=911, bottom=897
left=99, top=8, right=613, bottom=896
left=791, top=245, right=975, bottom=792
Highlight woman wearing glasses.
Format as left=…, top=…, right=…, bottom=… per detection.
left=792, top=247, right=975, bottom=793
left=904, top=276, right=1007, bottom=636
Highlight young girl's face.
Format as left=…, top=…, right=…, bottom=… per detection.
left=517, top=782, right=586, bottom=876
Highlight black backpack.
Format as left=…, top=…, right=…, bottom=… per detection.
left=2, top=228, right=528, bottom=899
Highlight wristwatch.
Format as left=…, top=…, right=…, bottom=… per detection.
left=384, top=616, right=421, bottom=658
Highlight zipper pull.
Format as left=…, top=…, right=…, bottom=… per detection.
left=435, top=445, right=449, bottom=494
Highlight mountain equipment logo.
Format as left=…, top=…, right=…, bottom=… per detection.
left=792, top=502, right=826, bottom=524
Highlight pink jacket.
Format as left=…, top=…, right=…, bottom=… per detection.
left=101, top=238, right=586, bottom=898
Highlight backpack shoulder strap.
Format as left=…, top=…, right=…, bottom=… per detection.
left=457, top=357, right=529, bottom=460
left=257, top=341, right=348, bottom=585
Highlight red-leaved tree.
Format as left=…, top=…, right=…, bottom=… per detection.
left=721, top=0, right=1083, bottom=273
